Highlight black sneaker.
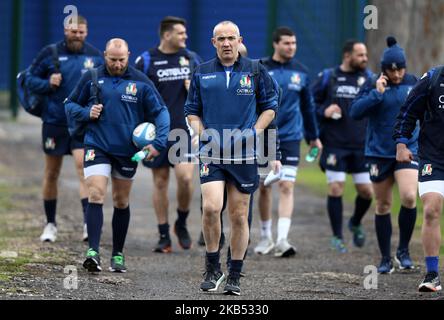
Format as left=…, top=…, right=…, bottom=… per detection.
left=223, top=274, right=241, bottom=296
left=200, top=266, right=225, bottom=292
left=83, top=248, right=102, bottom=272
left=153, top=234, right=172, bottom=253
left=419, top=271, right=442, bottom=292
left=109, top=253, right=127, bottom=273
left=174, top=222, right=192, bottom=250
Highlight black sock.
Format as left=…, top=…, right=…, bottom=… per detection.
left=81, top=198, right=88, bottom=224
left=176, top=209, right=189, bottom=226
left=44, top=199, right=57, bottom=224
left=327, top=196, right=343, bottom=239
left=112, top=206, right=130, bottom=255
left=375, top=214, right=392, bottom=258
left=87, top=203, right=103, bottom=252
left=229, top=260, right=243, bottom=277
left=158, top=223, right=170, bottom=238
left=206, top=251, right=221, bottom=270
left=398, top=206, right=417, bottom=251
left=350, top=195, right=372, bottom=226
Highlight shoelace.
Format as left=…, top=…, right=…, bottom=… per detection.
left=113, top=255, right=124, bottom=265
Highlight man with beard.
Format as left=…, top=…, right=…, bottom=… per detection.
left=65, top=38, right=170, bottom=273
left=312, top=40, right=374, bottom=253
left=26, top=15, right=103, bottom=243
left=135, top=16, right=202, bottom=253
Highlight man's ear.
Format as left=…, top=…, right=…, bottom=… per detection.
left=211, top=37, right=217, bottom=48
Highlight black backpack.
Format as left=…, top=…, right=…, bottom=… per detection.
left=16, top=44, right=60, bottom=117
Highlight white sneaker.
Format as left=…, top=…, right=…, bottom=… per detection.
left=264, top=170, right=282, bottom=187
left=40, top=223, right=57, bottom=242
left=274, top=238, right=296, bottom=257
left=82, top=224, right=88, bottom=242
left=254, top=236, right=275, bottom=255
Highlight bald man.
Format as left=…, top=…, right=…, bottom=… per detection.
left=185, top=21, right=278, bottom=295
left=65, top=38, right=170, bottom=273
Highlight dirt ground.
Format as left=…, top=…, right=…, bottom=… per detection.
left=0, top=112, right=442, bottom=302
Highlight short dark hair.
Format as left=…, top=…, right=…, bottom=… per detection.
left=342, top=39, right=363, bottom=56
left=159, top=16, right=186, bottom=38
left=272, top=27, right=295, bottom=43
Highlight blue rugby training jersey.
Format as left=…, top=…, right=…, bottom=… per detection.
left=312, top=66, right=373, bottom=150
left=135, top=48, right=202, bottom=132
left=185, top=55, right=278, bottom=161
left=351, top=73, right=418, bottom=158
left=64, top=65, right=170, bottom=157
left=261, top=57, right=318, bottom=142
left=394, top=68, right=444, bottom=167
left=26, top=40, right=104, bottom=125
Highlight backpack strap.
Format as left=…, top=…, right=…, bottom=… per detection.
left=50, top=44, right=60, bottom=72
left=90, top=68, right=100, bottom=104
left=141, top=51, right=151, bottom=75
left=320, top=68, right=334, bottom=91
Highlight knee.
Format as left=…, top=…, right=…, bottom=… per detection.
left=376, top=199, right=391, bottom=214
left=329, top=183, right=344, bottom=197
left=113, top=194, right=129, bottom=209
left=202, top=203, right=221, bottom=221
left=88, top=186, right=105, bottom=203
left=401, top=192, right=417, bottom=208
left=279, top=183, right=293, bottom=197
left=259, top=184, right=271, bottom=196
left=359, top=187, right=373, bottom=200
left=154, top=176, right=169, bottom=192
left=178, top=174, right=193, bottom=189
left=423, top=204, right=440, bottom=225
left=45, top=169, right=60, bottom=182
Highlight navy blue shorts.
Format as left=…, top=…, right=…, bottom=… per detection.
left=83, top=145, right=138, bottom=179
left=418, top=159, right=444, bottom=183
left=258, top=140, right=300, bottom=169
left=199, top=161, right=259, bottom=194
left=366, top=156, right=419, bottom=183
left=42, top=123, right=83, bottom=156
left=143, top=136, right=195, bottom=169
left=320, top=147, right=367, bottom=173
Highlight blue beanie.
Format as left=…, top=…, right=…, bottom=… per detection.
left=380, top=36, right=406, bottom=70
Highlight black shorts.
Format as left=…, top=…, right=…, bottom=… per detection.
left=42, top=123, right=83, bottom=156
left=418, top=159, right=444, bottom=183
left=366, top=156, right=419, bottom=183
left=199, top=160, right=259, bottom=194
left=320, top=147, right=367, bottom=173
left=143, top=136, right=196, bottom=169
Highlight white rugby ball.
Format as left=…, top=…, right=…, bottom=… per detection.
left=132, top=122, right=156, bottom=149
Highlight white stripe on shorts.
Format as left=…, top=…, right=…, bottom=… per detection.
left=280, top=165, right=298, bottom=182
left=84, top=164, right=111, bottom=179
left=419, top=181, right=444, bottom=198
left=352, top=172, right=371, bottom=184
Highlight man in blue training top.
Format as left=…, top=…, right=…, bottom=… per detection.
left=65, top=38, right=170, bottom=273
left=185, top=21, right=278, bottom=295
left=312, top=40, right=374, bottom=253
left=394, top=62, right=444, bottom=292
left=135, top=16, right=202, bottom=253
left=26, top=15, right=103, bottom=243
left=255, top=26, right=322, bottom=257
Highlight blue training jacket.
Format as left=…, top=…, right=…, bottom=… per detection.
left=184, top=55, right=278, bottom=161
left=26, top=40, right=104, bottom=126
left=261, top=57, right=318, bottom=142
left=350, top=73, right=419, bottom=158
left=393, top=67, right=444, bottom=167
left=64, top=65, right=170, bottom=157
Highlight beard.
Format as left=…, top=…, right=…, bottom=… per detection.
left=66, top=38, right=84, bottom=53
left=350, top=60, right=367, bottom=72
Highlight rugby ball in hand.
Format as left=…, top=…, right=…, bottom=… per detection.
left=132, top=122, right=156, bottom=149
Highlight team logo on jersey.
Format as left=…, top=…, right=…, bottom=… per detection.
left=45, top=138, right=56, bottom=150
left=179, top=56, right=190, bottom=67
left=240, top=75, right=252, bottom=88
left=291, top=73, right=301, bottom=85
left=200, top=163, right=209, bottom=177
left=422, top=164, right=433, bottom=176
left=84, top=58, right=95, bottom=69
left=370, top=164, right=379, bottom=177
left=85, top=149, right=96, bottom=162
left=357, top=76, right=366, bottom=87
left=126, top=83, right=138, bottom=96
left=326, top=154, right=337, bottom=166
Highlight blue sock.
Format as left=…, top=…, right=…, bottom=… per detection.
left=425, top=256, right=439, bottom=273
left=112, top=206, right=130, bottom=255
left=229, top=260, right=243, bottom=277
left=176, top=209, right=189, bottom=226
left=350, top=195, right=372, bottom=226
left=375, top=214, right=392, bottom=258
left=398, top=206, right=417, bottom=251
left=81, top=198, right=88, bottom=224
left=44, top=199, right=57, bottom=224
left=327, top=196, right=343, bottom=239
left=206, top=251, right=220, bottom=270
left=158, top=223, right=170, bottom=238
left=87, top=203, right=103, bottom=252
